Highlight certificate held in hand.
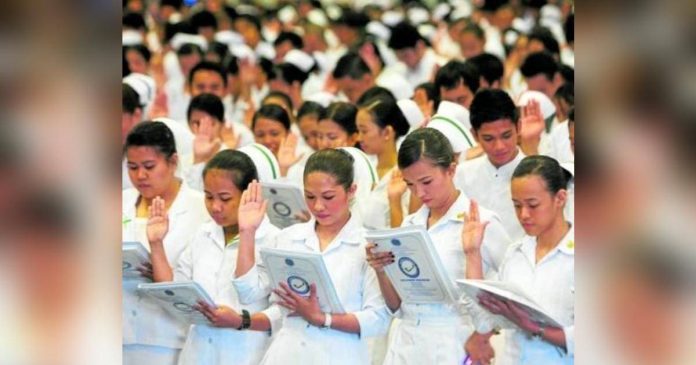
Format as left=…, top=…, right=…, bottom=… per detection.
left=122, top=241, right=150, bottom=279
left=137, top=281, right=217, bottom=325
left=366, top=226, right=458, bottom=304
left=260, top=248, right=345, bottom=313
left=261, top=181, right=310, bottom=229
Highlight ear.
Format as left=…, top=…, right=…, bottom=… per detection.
left=447, top=160, right=458, bottom=177
left=382, top=125, right=395, bottom=140
left=133, top=108, right=143, bottom=123
left=554, top=189, right=568, bottom=209
left=169, top=153, right=179, bottom=168
left=347, top=182, right=357, bottom=200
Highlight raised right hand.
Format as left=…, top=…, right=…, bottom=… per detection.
left=146, top=196, right=169, bottom=244
left=238, top=179, right=268, bottom=233
left=193, top=116, right=222, bottom=164
left=387, top=169, right=408, bottom=202
left=461, top=200, right=489, bottom=255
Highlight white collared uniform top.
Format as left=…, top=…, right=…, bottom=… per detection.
left=455, top=150, right=526, bottom=242
left=383, top=191, right=512, bottom=365
left=232, top=214, right=392, bottom=365
left=122, top=182, right=210, bottom=351
left=539, top=121, right=574, bottom=165
left=361, top=167, right=410, bottom=231
left=180, top=144, right=230, bottom=192
left=173, top=219, right=279, bottom=365
left=471, top=227, right=575, bottom=365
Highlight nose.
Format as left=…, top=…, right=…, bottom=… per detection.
left=413, top=185, right=426, bottom=200
left=494, top=139, right=506, bottom=151
left=313, top=199, right=325, bottom=212
left=212, top=200, right=224, bottom=213
left=519, top=206, right=531, bottom=220
left=136, top=167, right=147, bottom=180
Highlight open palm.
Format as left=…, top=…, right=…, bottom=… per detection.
left=193, top=116, right=221, bottom=164
left=238, top=180, right=268, bottom=232
left=387, top=169, right=407, bottom=201
left=519, top=99, right=545, bottom=141
left=461, top=200, right=489, bottom=254
left=278, top=134, right=303, bottom=173
left=147, top=196, right=169, bottom=244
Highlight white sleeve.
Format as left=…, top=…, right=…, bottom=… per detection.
left=480, top=211, right=513, bottom=277
left=173, top=240, right=194, bottom=282
left=352, top=260, right=392, bottom=338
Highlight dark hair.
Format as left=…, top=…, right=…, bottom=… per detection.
left=274, top=31, right=304, bottom=50
left=304, top=149, right=354, bottom=190
left=258, top=57, right=274, bottom=77
left=528, top=27, right=560, bottom=57
left=322, top=102, right=358, bottom=135
left=123, top=12, right=146, bottom=30
left=461, top=23, right=485, bottom=40
left=434, top=60, right=480, bottom=95
left=177, top=43, right=204, bottom=58
left=160, top=0, right=183, bottom=10
left=297, top=101, right=326, bottom=121
left=554, top=82, right=574, bottom=106
left=358, top=97, right=410, bottom=138
left=124, top=121, right=177, bottom=158
left=124, top=45, right=151, bottom=63
left=191, top=10, right=218, bottom=31
left=206, top=41, right=229, bottom=63
left=123, top=83, right=141, bottom=114
left=564, top=13, right=574, bottom=45
left=332, top=52, right=371, bottom=80
left=559, top=64, right=574, bottom=84
left=333, top=8, right=369, bottom=28
left=224, top=56, right=239, bottom=76
left=568, top=107, right=574, bottom=124
left=398, top=128, right=454, bottom=170
left=415, top=82, right=439, bottom=109
left=512, top=155, right=570, bottom=194
left=520, top=51, right=558, bottom=81
left=469, top=89, right=518, bottom=130
left=388, top=21, right=422, bottom=50
left=188, top=61, right=227, bottom=87
left=165, top=21, right=195, bottom=45
left=202, top=149, right=258, bottom=191
left=187, top=93, right=225, bottom=122
left=262, top=90, right=294, bottom=114
left=252, top=104, right=291, bottom=131
left=356, top=86, right=395, bottom=105
left=466, top=53, right=503, bottom=86
left=271, top=63, right=310, bottom=86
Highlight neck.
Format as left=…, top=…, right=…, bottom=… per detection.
left=377, top=145, right=397, bottom=175
left=430, top=188, right=460, bottom=222
left=316, top=212, right=350, bottom=238
left=143, top=179, right=181, bottom=208
left=223, top=225, right=240, bottom=242
left=537, top=215, right=570, bottom=252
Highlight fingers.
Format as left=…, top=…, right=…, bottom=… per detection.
left=470, top=199, right=479, bottom=222
left=240, top=188, right=249, bottom=206
left=308, top=283, right=317, bottom=300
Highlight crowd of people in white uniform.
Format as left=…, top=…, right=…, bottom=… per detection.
left=122, top=0, right=574, bottom=364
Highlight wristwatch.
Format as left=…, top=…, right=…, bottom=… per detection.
left=532, top=325, right=545, bottom=340
left=237, top=309, right=251, bottom=330
left=321, top=313, right=332, bottom=329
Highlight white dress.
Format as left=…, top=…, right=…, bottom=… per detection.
left=174, top=219, right=279, bottom=365
left=383, top=191, right=512, bottom=365
left=233, top=214, right=392, bottom=365
left=455, top=150, right=527, bottom=242
left=122, top=182, right=210, bottom=365
left=470, top=227, right=575, bottom=365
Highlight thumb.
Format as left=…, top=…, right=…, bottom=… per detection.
left=309, top=283, right=318, bottom=299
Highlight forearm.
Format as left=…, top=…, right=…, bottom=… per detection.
left=309, top=313, right=361, bottom=334
left=464, top=250, right=484, bottom=279
left=375, top=271, right=401, bottom=312
left=248, top=312, right=272, bottom=332
left=234, top=230, right=257, bottom=278
left=408, top=193, right=422, bottom=214
left=149, top=240, right=173, bottom=282
left=388, top=198, right=404, bottom=228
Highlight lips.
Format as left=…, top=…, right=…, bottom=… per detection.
left=315, top=213, right=330, bottom=220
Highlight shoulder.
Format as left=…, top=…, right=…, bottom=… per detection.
left=122, top=188, right=139, bottom=205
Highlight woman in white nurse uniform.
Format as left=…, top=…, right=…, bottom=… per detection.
left=147, top=150, right=279, bottom=365
left=463, top=155, right=574, bottom=365
left=355, top=96, right=412, bottom=230
left=215, top=149, right=392, bottom=364
left=366, top=128, right=512, bottom=365
left=122, top=121, right=209, bottom=365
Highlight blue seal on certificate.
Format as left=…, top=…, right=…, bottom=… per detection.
left=273, top=201, right=292, bottom=217
left=174, top=302, right=194, bottom=312
left=287, top=275, right=311, bottom=295
left=398, top=257, right=420, bottom=278
left=391, top=238, right=401, bottom=246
